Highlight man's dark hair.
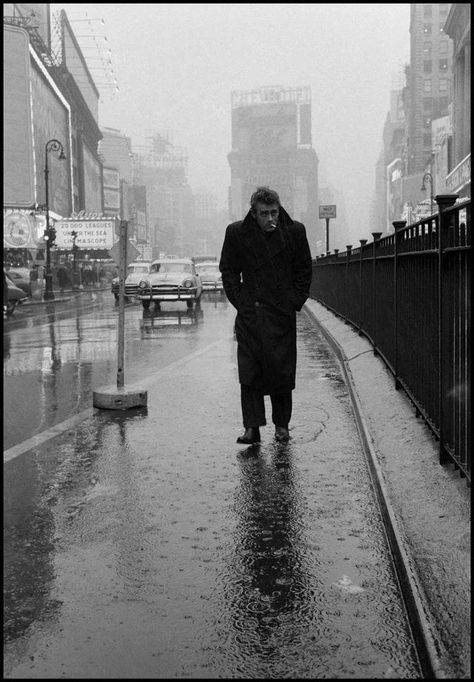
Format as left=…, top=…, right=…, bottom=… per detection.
left=250, top=186, right=280, bottom=209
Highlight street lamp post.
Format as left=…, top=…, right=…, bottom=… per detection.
left=71, top=230, right=78, bottom=289
left=44, top=139, right=66, bottom=301
left=421, top=172, right=434, bottom=216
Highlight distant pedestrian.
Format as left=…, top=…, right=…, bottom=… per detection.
left=219, top=186, right=312, bottom=444
left=57, top=263, right=69, bottom=292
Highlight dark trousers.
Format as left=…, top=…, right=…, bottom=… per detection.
left=240, top=384, right=292, bottom=429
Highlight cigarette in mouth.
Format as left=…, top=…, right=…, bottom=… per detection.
left=270, top=223, right=276, bottom=228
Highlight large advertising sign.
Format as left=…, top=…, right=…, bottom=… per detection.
left=82, top=144, right=103, bottom=213
left=103, top=167, right=120, bottom=215
left=30, top=61, right=71, bottom=217
left=3, top=210, right=38, bottom=248
left=232, top=101, right=297, bottom=152
left=54, top=218, right=117, bottom=249
left=3, top=25, right=35, bottom=207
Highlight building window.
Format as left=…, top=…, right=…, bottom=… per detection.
left=423, top=4, right=432, bottom=17
left=424, top=117, right=432, bottom=128
left=424, top=79, right=432, bottom=93
left=423, top=98, right=433, bottom=112
left=439, top=24, right=445, bottom=33
left=423, top=23, right=432, bottom=35
left=439, top=96, right=449, bottom=111
left=439, top=78, right=448, bottom=92
left=423, top=133, right=432, bottom=147
left=423, top=42, right=432, bottom=54
left=439, top=58, right=448, bottom=71
left=424, top=60, right=433, bottom=73
left=439, top=40, right=448, bottom=53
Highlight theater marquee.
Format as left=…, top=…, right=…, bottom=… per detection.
left=54, top=218, right=117, bottom=249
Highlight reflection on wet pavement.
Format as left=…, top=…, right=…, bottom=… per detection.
left=3, top=299, right=421, bottom=678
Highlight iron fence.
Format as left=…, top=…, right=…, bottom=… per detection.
left=310, top=195, right=471, bottom=483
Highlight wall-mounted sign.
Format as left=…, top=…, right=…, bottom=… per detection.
left=54, top=219, right=117, bottom=249
left=3, top=26, right=35, bottom=207
left=319, top=205, right=336, bottom=219
left=3, top=211, right=37, bottom=248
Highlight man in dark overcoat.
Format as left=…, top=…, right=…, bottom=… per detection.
left=219, top=186, right=312, bottom=444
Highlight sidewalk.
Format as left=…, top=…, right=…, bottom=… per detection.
left=303, top=298, right=471, bottom=679
left=22, top=284, right=109, bottom=306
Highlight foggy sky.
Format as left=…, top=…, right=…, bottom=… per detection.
left=53, top=3, right=410, bottom=241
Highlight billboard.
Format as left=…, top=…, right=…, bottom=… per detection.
left=30, top=60, right=71, bottom=217
left=103, top=167, right=120, bottom=215
left=3, top=210, right=38, bottom=248
left=3, top=25, right=35, bottom=207
left=82, top=143, right=103, bottom=213
left=232, top=101, right=297, bottom=152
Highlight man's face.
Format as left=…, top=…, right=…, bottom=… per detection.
left=253, top=202, right=279, bottom=232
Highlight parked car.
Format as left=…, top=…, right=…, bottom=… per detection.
left=4, top=267, right=32, bottom=296
left=111, top=260, right=151, bottom=302
left=3, top=269, right=28, bottom=316
left=194, top=260, right=224, bottom=293
left=135, top=257, right=202, bottom=311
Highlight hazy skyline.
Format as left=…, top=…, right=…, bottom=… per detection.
left=53, top=3, right=411, bottom=240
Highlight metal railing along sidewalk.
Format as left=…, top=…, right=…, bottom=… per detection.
left=310, top=195, right=471, bottom=484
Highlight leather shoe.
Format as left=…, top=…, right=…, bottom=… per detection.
left=237, top=427, right=261, bottom=444
left=275, top=426, right=290, bottom=442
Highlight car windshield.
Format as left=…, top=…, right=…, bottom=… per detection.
left=150, top=263, right=192, bottom=274
left=128, top=265, right=149, bottom=274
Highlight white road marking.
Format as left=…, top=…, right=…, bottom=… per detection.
left=4, top=336, right=232, bottom=463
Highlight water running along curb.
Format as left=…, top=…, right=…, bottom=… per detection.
left=303, top=305, right=447, bottom=680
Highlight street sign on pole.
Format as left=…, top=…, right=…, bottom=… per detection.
left=109, top=239, right=141, bottom=266
left=319, top=205, right=336, bottom=253
left=319, top=205, right=337, bottom=219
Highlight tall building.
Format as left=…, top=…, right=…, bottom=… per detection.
left=227, top=85, right=319, bottom=255
left=444, top=3, right=471, bottom=197
left=133, top=131, right=193, bottom=257
left=406, top=3, right=453, bottom=175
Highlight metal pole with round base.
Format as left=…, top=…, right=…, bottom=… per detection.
left=93, top=219, right=147, bottom=410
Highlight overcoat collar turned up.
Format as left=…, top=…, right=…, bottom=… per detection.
left=240, top=206, right=294, bottom=268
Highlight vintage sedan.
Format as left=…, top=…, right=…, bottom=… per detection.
left=3, top=270, right=28, bottom=317
left=111, top=260, right=151, bottom=302
left=194, top=260, right=224, bottom=293
left=4, top=267, right=32, bottom=297
left=136, top=258, right=202, bottom=311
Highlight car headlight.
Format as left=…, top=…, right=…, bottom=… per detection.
left=138, top=279, right=150, bottom=290
left=182, top=279, right=194, bottom=288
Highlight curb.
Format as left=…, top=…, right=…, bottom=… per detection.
left=22, top=288, right=108, bottom=307
left=303, top=303, right=448, bottom=679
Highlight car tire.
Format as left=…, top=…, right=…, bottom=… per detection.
left=142, top=300, right=151, bottom=310
left=5, top=301, right=17, bottom=317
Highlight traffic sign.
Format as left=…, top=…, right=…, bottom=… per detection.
left=319, top=205, right=337, bottom=219
left=109, top=239, right=141, bottom=266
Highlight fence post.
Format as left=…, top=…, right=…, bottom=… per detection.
left=371, top=232, right=382, bottom=355
left=435, top=194, right=458, bottom=465
left=345, top=246, right=352, bottom=323
left=359, top=239, right=368, bottom=335
left=392, top=221, right=406, bottom=390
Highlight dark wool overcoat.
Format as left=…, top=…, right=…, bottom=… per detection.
left=219, top=207, right=312, bottom=395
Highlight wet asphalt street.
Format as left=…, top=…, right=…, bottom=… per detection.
left=4, top=291, right=421, bottom=678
